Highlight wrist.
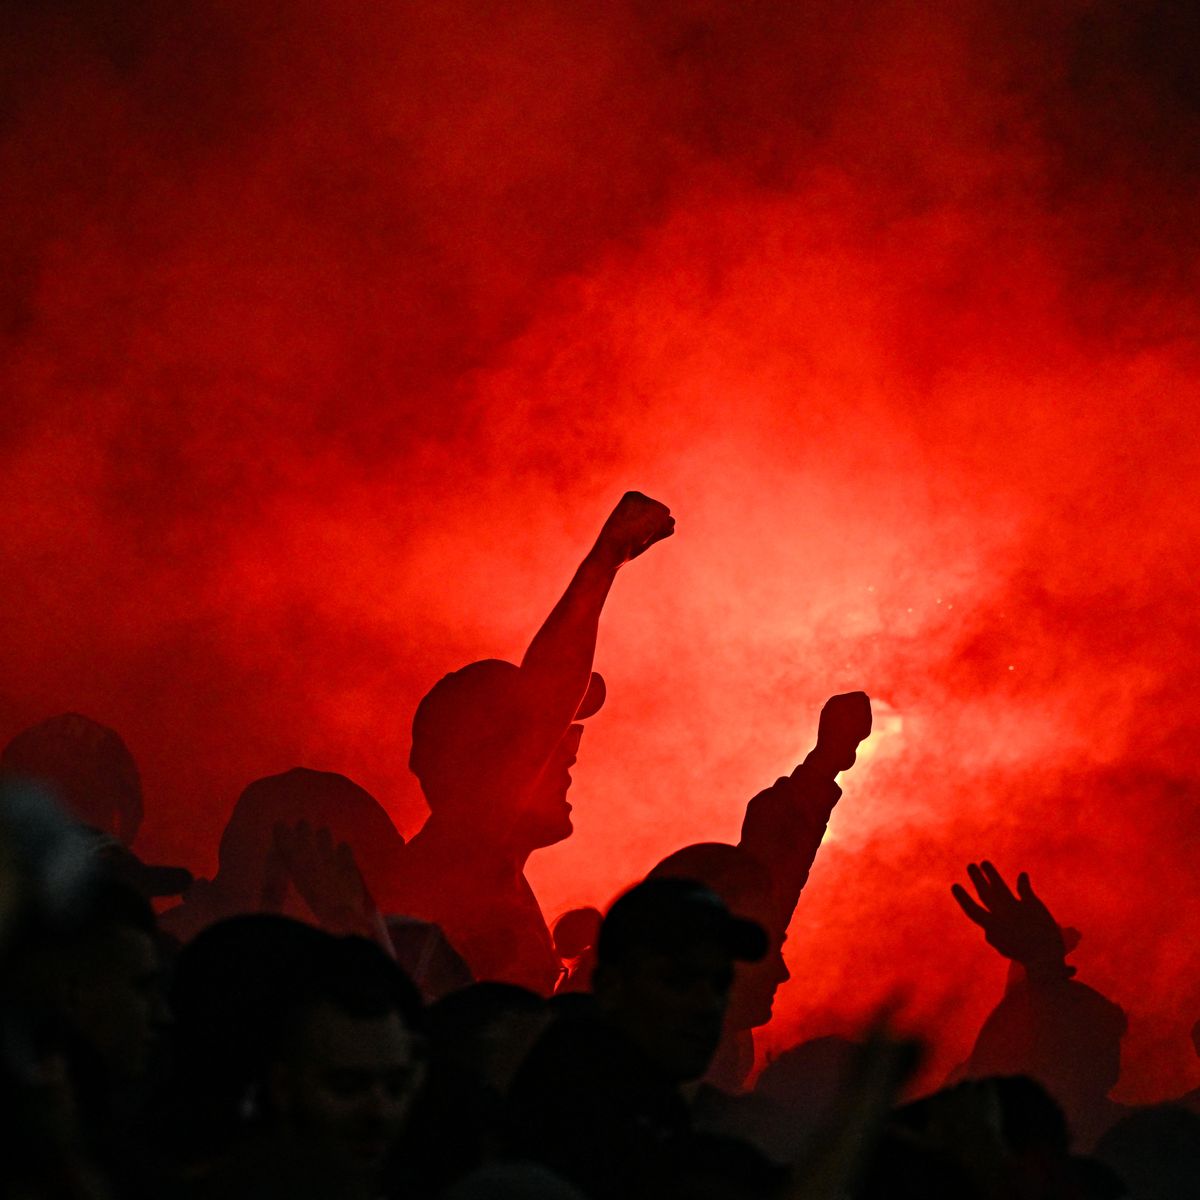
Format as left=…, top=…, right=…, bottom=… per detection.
left=1023, top=956, right=1074, bottom=984
left=804, top=745, right=840, bottom=778
left=585, top=539, right=625, bottom=575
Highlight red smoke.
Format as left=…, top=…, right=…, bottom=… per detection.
left=3, top=1, right=1199, bottom=1099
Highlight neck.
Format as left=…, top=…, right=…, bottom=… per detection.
left=704, top=1028, right=756, bottom=1092
left=412, top=811, right=532, bottom=872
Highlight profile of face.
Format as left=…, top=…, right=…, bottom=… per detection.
left=725, top=928, right=790, bottom=1032
left=270, top=1002, right=425, bottom=1179
left=694, top=881, right=787, bottom=1033
left=515, top=723, right=584, bottom=851
left=64, top=924, right=170, bottom=1080
left=597, top=941, right=734, bottom=1083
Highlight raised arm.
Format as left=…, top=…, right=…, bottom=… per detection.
left=514, top=491, right=674, bottom=759
left=739, top=691, right=872, bottom=929
left=951, top=861, right=1074, bottom=984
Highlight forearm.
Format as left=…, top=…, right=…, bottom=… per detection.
left=520, top=545, right=618, bottom=714
left=739, top=762, right=841, bottom=927
left=505, top=491, right=671, bottom=783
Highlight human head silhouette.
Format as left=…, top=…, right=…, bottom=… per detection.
left=266, top=935, right=426, bottom=1184
left=647, top=842, right=788, bottom=1031
left=2, top=713, right=143, bottom=843
left=212, top=768, right=404, bottom=914
left=593, top=878, right=766, bottom=1083
left=968, top=979, right=1127, bottom=1111
left=409, top=660, right=604, bottom=850
left=39, top=875, right=169, bottom=1083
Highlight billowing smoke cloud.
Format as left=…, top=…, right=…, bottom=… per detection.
left=3, top=0, right=1199, bottom=1098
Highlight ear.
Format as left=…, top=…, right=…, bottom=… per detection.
left=574, top=672, right=606, bottom=720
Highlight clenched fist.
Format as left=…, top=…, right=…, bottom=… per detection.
left=594, top=491, right=675, bottom=568
left=813, top=692, right=873, bottom=774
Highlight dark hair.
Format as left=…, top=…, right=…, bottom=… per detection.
left=1, top=713, right=142, bottom=837
left=167, top=915, right=330, bottom=1154
left=288, top=933, right=425, bottom=1031
left=427, top=982, right=545, bottom=1045
left=597, top=877, right=767, bottom=967
left=166, top=920, right=423, bottom=1157
left=408, top=660, right=524, bottom=808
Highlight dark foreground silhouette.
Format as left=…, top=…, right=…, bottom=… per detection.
left=4, top=494, right=1200, bottom=1198
left=391, top=491, right=674, bottom=991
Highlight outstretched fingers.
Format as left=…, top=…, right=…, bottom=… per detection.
left=979, top=860, right=1017, bottom=905
left=965, top=862, right=992, bottom=908
left=951, top=882, right=991, bottom=927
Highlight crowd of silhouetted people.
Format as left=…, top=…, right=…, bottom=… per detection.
left=2, top=493, right=1199, bottom=1199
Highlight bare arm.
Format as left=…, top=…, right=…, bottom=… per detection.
left=511, top=491, right=674, bottom=772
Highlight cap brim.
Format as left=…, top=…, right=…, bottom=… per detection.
left=98, top=842, right=194, bottom=897
left=574, top=672, right=606, bottom=721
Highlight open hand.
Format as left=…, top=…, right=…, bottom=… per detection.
left=273, top=820, right=378, bottom=938
left=951, top=862, right=1071, bottom=974
left=595, top=491, right=675, bottom=567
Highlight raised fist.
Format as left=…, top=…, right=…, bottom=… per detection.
left=595, top=491, right=675, bottom=567
left=814, top=692, right=872, bottom=773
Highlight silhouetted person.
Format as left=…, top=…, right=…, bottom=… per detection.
left=164, top=914, right=331, bottom=1169
left=551, top=906, right=602, bottom=994
left=891, top=1074, right=1095, bottom=1199
left=7, top=873, right=172, bottom=1197
left=738, top=691, right=872, bottom=939
left=0, top=778, right=110, bottom=1200
left=744, top=1034, right=861, bottom=1162
left=2, top=713, right=142, bottom=843
left=952, top=861, right=1130, bottom=1149
left=403, top=982, right=552, bottom=1193
left=2, top=712, right=192, bottom=899
left=507, top=877, right=767, bottom=1198
left=264, top=937, right=426, bottom=1200
left=396, top=491, right=675, bottom=992
left=648, top=692, right=872, bottom=1089
left=647, top=843, right=786, bottom=1091
left=182, top=930, right=426, bottom=1200
left=161, top=767, right=405, bottom=942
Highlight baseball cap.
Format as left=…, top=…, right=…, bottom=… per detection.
left=597, top=877, right=768, bottom=966
left=409, top=659, right=605, bottom=781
